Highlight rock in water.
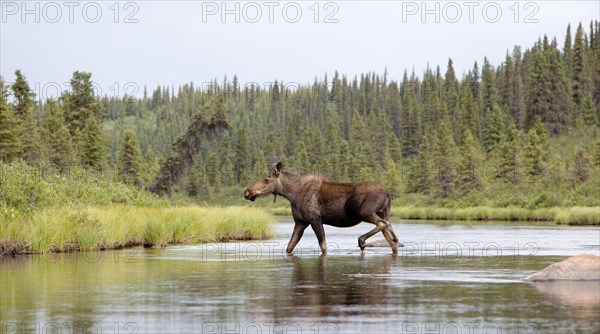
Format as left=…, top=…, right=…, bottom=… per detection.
left=364, top=238, right=405, bottom=248
left=526, top=254, right=600, bottom=281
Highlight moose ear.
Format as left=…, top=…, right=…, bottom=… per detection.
left=272, top=162, right=283, bottom=174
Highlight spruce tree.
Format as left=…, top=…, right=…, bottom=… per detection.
left=592, top=137, right=600, bottom=167
left=337, top=140, right=351, bottom=181
left=509, top=47, right=525, bottom=129
left=309, top=128, right=325, bottom=167
left=499, top=53, right=514, bottom=112
left=62, top=71, right=104, bottom=135
left=80, top=117, right=107, bottom=171
left=387, top=132, right=403, bottom=162
left=11, top=70, right=40, bottom=162
left=117, top=130, right=143, bottom=187
left=523, top=129, right=544, bottom=180
left=401, top=97, right=420, bottom=157
left=532, top=117, right=550, bottom=147
left=459, top=82, right=477, bottom=137
left=524, top=118, right=550, bottom=179
left=219, top=132, right=234, bottom=186
left=187, top=154, right=207, bottom=198
left=445, top=58, right=459, bottom=119
left=41, top=99, right=76, bottom=171
left=350, top=108, right=366, bottom=145
left=142, top=145, right=160, bottom=186
left=62, top=71, right=108, bottom=167
left=384, top=149, right=401, bottom=197
left=480, top=57, right=496, bottom=115
left=234, top=126, right=248, bottom=182
left=406, top=137, right=431, bottom=194
left=206, top=151, right=219, bottom=187
left=546, top=39, right=572, bottom=131
left=594, top=42, right=600, bottom=115
left=0, top=77, right=21, bottom=161
left=572, top=23, right=587, bottom=109
left=213, top=93, right=228, bottom=126
left=252, top=151, right=267, bottom=179
left=386, top=81, right=402, bottom=137
left=526, top=37, right=572, bottom=134
left=571, top=145, right=590, bottom=183
left=374, top=112, right=392, bottom=164
left=455, top=129, right=484, bottom=194
left=293, top=141, right=310, bottom=173
left=525, top=46, right=552, bottom=130
left=433, top=123, right=457, bottom=197
left=580, top=94, right=597, bottom=125
left=494, top=122, right=523, bottom=184
left=483, top=105, right=509, bottom=153
left=563, top=24, right=573, bottom=73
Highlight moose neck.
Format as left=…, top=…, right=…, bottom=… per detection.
left=275, top=172, right=301, bottom=204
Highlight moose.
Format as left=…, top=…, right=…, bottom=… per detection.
left=243, top=162, right=400, bottom=255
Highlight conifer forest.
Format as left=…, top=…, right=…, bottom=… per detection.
left=1, top=22, right=599, bottom=214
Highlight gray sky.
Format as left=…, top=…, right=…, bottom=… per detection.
left=1, top=1, right=598, bottom=100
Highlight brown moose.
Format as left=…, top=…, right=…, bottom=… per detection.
left=243, top=162, right=400, bottom=255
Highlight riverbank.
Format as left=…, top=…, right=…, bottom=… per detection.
left=0, top=162, right=274, bottom=255
left=0, top=205, right=273, bottom=255
left=265, top=206, right=600, bottom=225
left=392, top=206, right=600, bottom=225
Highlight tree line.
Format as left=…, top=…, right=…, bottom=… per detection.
left=1, top=21, right=599, bottom=203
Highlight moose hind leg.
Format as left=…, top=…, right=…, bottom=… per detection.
left=358, top=214, right=390, bottom=251
left=381, top=224, right=399, bottom=254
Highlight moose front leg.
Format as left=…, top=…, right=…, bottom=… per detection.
left=287, top=222, right=309, bottom=254
left=311, top=222, right=328, bottom=254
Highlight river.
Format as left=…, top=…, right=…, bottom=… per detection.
left=1, top=218, right=599, bottom=333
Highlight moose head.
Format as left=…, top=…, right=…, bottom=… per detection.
left=243, top=162, right=283, bottom=202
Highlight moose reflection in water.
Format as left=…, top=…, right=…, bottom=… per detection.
left=243, top=162, right=400, bottom=254
left=285, top=255, right=397, bottom=317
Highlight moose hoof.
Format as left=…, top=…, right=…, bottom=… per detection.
left=358, top=239, right=366, bottom=251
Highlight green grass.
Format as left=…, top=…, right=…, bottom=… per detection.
left=0, top=205, right=273, bottom=255
left=267, top=207, right=293, bottom=216
left=263, top=202, right=599, bottom=225
left=0, top=161, right=274, bottom=255
left=390, top=205, right=600, bottom=224
left=553, top=206, right=600, bottom=225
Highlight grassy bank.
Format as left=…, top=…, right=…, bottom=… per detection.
left=265, top=205, right=599, bottom=225
left=0, top=161, right=274, bottom=255
left=391, top=206, right=600, bottom=225
left=0, top=205, right=273, bottom=255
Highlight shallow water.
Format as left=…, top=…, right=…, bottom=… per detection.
left=1, top=219, right=599, bottom=333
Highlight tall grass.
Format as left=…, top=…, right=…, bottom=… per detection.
left=553, top=207, right=600, bottom=225
left=267, top=207, right=293, bottom=216
left=0, top=206, right=273, bottom=255
left=257, top=202, right=600, bottom=224
left=391, top=206, right=600, bottom=224
left=264, top=201, right=599, bottom=225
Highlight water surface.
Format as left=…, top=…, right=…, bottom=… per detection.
left=1, top=219, right=599, bottom=333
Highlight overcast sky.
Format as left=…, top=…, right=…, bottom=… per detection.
left=1, top=1, right=598, bottom=100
